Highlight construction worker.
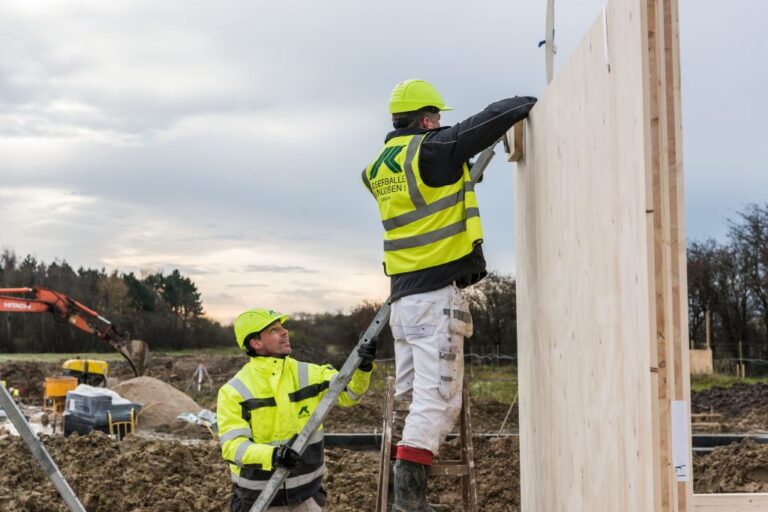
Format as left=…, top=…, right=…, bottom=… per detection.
left=362, top=79, right=536, bottom=511
left=217, top=308, right=377, bottom=512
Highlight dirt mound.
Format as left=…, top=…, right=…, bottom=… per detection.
left=0, top=432, right=520, bottom=511
left=694, top=439, right=768, bottom=493
left=693, top=383, right=768, bottom=419
left=112, top=376, right=202, bottom=430
left=0, top=432, right=229, bottom=511
left=325, top=436, right=520, bottom=511
left=0, top=361, right=61, bottom=404
left=3, top=429, right=764, bottom=511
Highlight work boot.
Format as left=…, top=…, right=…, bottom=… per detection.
left=391, top=459, right=433, bottom=512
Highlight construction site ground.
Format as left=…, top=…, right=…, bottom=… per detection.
left=2, top=355, right=768, bottom=511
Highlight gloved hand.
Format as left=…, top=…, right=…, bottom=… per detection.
left=272, top=444, right=300, bottom=470
left=357, top=337, right=377, bottom=372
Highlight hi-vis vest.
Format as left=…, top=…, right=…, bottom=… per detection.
left=363, top=133, right=483, bottom=275
left=217, top=356, right=371, bottom=506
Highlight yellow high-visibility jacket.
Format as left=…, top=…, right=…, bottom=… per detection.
left=217, top=355, right=372, bottom=506
left=362, top=133, right=483, bottom=275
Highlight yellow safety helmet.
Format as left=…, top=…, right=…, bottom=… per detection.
left=389, top=79, right=453, bottom=114
left=234, top=308, right=289, bottom=350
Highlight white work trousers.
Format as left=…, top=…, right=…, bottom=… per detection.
left=390, top=284, right=473, bottom=455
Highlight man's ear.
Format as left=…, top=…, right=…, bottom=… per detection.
left=248, top=338, right=262, bottom=353
left=419, top=116, right=431, bottom=129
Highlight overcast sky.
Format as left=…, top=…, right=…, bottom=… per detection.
left=1, top=1, right=766, bottom=323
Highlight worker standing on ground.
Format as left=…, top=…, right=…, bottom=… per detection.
left=217, top=308, right=377, bottom=512
left=362, top=80, right=536, bottom=511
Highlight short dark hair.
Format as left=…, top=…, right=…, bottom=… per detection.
left=392, top=106, right=439, bottom=129
left=243, top=331, right=262, bottom=357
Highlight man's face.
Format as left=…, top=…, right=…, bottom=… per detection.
left=250, top=320, right=292, bottom=357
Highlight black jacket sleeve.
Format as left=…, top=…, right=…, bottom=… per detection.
left=419, top=96, right=537, bottom=187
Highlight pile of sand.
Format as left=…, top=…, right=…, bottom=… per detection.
left=112, top=376, right=202, bottom=430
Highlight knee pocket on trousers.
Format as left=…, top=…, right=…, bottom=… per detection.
left=438, top=334, right=462, bottom=400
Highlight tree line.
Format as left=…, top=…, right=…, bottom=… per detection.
left=687, top=203, right=768, bottom=373
left=5, top=202, right=763, bottom=372
left=0, top=251, right=230, bottom=353
left=0, top=247, right=518, bottom=364
left=285, top=273, right=518, bottom=368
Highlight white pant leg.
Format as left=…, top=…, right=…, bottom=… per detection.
left=392, top=304, right=414, bottom=402
left=389, top=285, right=467, bottom=455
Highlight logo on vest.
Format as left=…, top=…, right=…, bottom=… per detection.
left=369, top=145, right=404, bottom=179
left=298, top=405, right=310, bottom=418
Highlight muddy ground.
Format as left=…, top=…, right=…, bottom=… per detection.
left=2, top=432, right=768, bottom=512
left=3, top=356, right=768, bottom=510
left=0, top=432, right=518, bottom=512
left=692, top=383, right=768, bottom=432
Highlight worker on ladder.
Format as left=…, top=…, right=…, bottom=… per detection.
left=217, top=308, right=377, bottom=511
left=362, top=80, right=536, bottom=511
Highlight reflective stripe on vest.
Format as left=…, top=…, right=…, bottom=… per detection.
left=228, top=376, right=277, bottom=421
left=235, top=440, right=255, bottom=467
left=232, top=464, right=326, bottom=491
left=383, top=208, right=480, bottom=251
left=219, top=427, right=324, bottom=447
left=364, top=133, right=483, bottom=274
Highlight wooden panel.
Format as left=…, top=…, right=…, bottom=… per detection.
left=693, top=493, right=768, bottom=511
left=689, top=349, right=713, bottom=375
left=515, top=0, right=656, bottom=509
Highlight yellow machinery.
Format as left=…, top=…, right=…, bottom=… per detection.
left=107, top=408, right=136, bottom=440
left=62, top=358, right=109, bottom=386
left=43, top=376, right=78, bottom=432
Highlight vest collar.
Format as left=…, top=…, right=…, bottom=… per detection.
left=247, top=355, right=291, bottom=374
left=384, top=126, right=449, bottom=143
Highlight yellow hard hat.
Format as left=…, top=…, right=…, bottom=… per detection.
left=234, top=308, right=289, bottom=350
left=389, top=79, right=452, bottom=114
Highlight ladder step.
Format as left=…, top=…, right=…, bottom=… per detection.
left=430, top=464, right=469, bottom=477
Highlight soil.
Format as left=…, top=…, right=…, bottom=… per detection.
left=692, top=383, right=768, bottom=432
left=0, top=361, right=61, bottom=404
left=0, top=431, right=519, bottom=512
left=4, top=356, right=768, bottom=510
left=694, top=439, right=768, bottom=493
left=0, top=432, right=229, bottom=512
left=112, top=376, right=202, bottom=430
left=6, top=431, right=767, bottom=512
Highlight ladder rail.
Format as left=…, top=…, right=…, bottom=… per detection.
left=0, top=383, right=86, bottom=512
left=376, top=378, right=479, bottom=511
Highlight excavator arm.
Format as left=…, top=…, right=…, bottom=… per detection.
left=0, top=287, right=148, bottom=376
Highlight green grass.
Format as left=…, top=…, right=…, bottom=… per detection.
left=367, top=361, right=518, bottom=402
left=0, top=352, right=126, bottom=363
left=152, top=347, right=242, bottom=357
left=691, top=373, right=768, bottom=392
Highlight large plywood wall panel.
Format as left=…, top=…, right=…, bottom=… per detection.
left=515, top=0, right=656, bottom=509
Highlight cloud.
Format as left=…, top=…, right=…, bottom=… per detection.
left=243, top=265, right=315, bottom=274
left=0, top=0, right=765, bottom=324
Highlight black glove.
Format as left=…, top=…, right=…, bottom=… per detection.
left=357, top=337, right=377, bottom=372
left=272, top=444, right=300, bottom=470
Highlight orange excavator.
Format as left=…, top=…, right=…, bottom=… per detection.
left=0, top=287, right=148, bottom=376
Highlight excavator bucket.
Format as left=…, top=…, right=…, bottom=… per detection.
left=116, top=339, right=149, bottom=376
